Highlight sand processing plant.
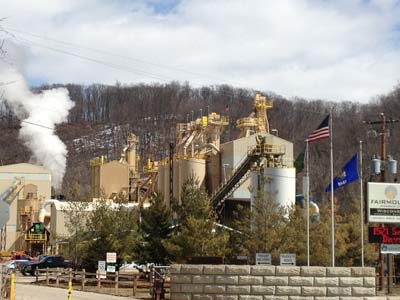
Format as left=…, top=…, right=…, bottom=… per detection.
left=155, top=93, right=295, bottom=218
left=87, top=93, right=296, bottom=217
left=0, top=93, right=296, bottom=253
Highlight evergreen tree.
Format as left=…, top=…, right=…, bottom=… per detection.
left=138, top=193, right=173, bottom=264
left=80, top=194, right=141, bottom=271
left=62, top=181, right=91, bottom=267
left=279, top=205, right=307, bottom=265
left=229, top=186, right=287, bottom=264
left=165, top=177, right=229, bottom=262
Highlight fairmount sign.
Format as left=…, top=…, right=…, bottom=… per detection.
left=367, top=182, right=400, bottom=223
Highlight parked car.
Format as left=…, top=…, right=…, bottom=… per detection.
left=11, top=254, right=32, bottom=261
left=10, top=254, right=32, bottom=269
left=3, top=260, right=16, bottom=275
left=21, top=255, right=72, bottom=276
left=118, top=262, right=144, bottom=275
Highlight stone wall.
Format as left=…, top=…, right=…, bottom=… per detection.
left=170, top=265, right=399, bottom=300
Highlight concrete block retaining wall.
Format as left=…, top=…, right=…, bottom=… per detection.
left=170, top=265, right=400, bottom=300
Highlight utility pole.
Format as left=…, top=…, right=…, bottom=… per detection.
left=364, top=113, right=399, bottom=292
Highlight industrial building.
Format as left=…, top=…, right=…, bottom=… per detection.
left=156, top=93, right=296, bottom=219
left=0, top=93, right=296, bottom=254
left=0, top=163, right=51, bottom=254
left=86, top=93, right=295, bottom=219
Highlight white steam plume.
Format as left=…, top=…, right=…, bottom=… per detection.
left=0, top=66, right=74, bottom=190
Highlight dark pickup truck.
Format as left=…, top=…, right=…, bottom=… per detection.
left=21, top=255, right=72, bottom=276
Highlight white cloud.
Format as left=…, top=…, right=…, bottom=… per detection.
left=1, top=0, right=400, bottom=102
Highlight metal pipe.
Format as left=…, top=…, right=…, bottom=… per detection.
left=39, top=199, right=60, bottom=223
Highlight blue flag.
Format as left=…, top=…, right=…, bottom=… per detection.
left=325, top=154, right=359, bottom=192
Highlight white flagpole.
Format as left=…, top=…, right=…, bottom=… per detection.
left=306, top=141, right=310, bottom=266
left=360, top=140, right=364, bottom=267
left=330, top=113, right=335, bottom=267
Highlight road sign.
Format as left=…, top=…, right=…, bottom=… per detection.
left=106, top=252, right=117, bottom=263
left=256, top=253, right=272, bottom=265
left=367, top=182, right=400, bottom=223
left=98, top=260, right=106, bottom=279
left=381, top=244, right=400, bottom=254
left=107, top=265, right=116, bottom=273
left=280, top=253, right=296, bottom=266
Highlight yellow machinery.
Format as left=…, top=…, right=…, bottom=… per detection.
left=237, top=93, right=273, bottom=137
left=175, top=112, right=229, bottom=160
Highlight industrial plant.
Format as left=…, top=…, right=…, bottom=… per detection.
left=0, top=93, right=297, bottom=255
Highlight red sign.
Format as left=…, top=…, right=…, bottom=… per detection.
left=368, top=226, right=400, bottom=243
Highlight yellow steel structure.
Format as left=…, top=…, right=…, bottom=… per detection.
left=89, top=155, right=104, bottom=167
left=175, top=112, right=228, bottom=160
left=237, top=93, right=273, bottom=137
left=25, top=233, right=47, bottom=241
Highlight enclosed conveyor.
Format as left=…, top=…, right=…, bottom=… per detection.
left=0, top=178, right=24, bottom=204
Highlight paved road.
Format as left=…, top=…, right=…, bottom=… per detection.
left=15, top=283, right=133, bottom=300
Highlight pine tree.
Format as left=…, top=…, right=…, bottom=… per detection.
left=79, top=194, right=140, bottom=271
left=165, top=177, right=229, bottom=262
left=139, top=193, right=173, bottom=264
left=229, top=187, right=287, bottom=264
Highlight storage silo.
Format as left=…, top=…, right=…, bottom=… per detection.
left=250, top=167, right=296, bottom=208
left=177, top=158, right=206, bottom=202
left=173, top=160, right=180, bottom=204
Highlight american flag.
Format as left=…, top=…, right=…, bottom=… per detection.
left=305, top=115, right=330, bottom=143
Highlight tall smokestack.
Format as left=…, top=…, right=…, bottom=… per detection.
left=0, top=66, right=74, bottom=190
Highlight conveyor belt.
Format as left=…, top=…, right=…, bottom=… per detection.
left=210, top=136, right=285, bottom=212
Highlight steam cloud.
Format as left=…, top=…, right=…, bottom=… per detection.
left=0, top=66, right=74, bottom=190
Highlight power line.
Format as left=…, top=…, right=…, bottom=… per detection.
left=0, top=111, right=54, bottom=130
left=13, top=35, right=172, bottom=82
left=0, top=25, right=263, bottom=100
left=20, top=119, right=53, bottom=130
left=2, top=25, right=252, bottom=89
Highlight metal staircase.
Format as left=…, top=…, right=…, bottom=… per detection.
left=210, top=136, right=285, bottom=212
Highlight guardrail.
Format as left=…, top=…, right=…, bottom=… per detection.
left=33, top=267, right=170, bottom=297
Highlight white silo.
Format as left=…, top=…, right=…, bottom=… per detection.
left=250, top=167, right=296, bottom=209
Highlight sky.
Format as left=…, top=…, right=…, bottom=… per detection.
left=1, top=0, right=400, bottom=102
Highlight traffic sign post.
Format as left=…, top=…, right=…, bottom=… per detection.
left=98, top=260, right=106, bottom=279
left=106, top=252, right=117, bottom=263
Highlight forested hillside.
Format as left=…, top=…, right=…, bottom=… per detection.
left=1, top=82, right=400, bottom=209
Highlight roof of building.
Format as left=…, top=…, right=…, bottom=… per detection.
left=0, top=163, right=51, bottom=174
left=221, top=132, right=292, bottom=147
left=51, top=200, right=150, bottom=211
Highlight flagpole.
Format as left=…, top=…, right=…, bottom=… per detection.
left=306, top=141, right=310, bottom=266
left=360, top=140, right=364, bottom=267
left=330, top=113, right=335, bottom=267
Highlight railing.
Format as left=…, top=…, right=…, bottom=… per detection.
left=376, top=273, right=400, bottom=295
left=33, top=267, right=170, bottom=298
